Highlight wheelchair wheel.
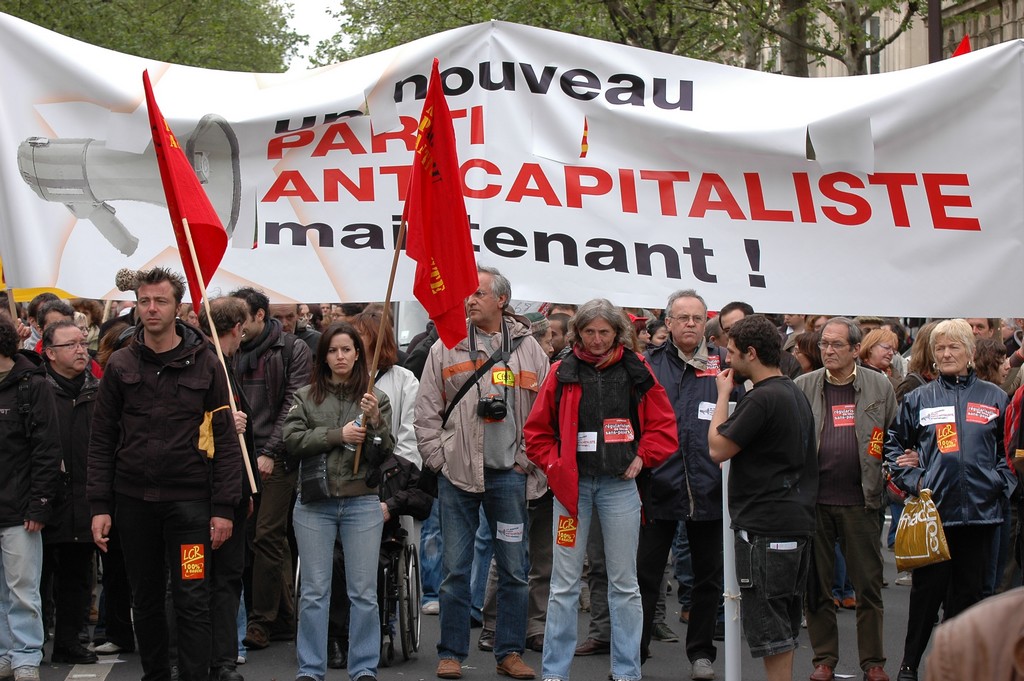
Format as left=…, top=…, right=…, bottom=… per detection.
left=397, top=551, right=412, bottom=660
left=402, top=541, right=422, bottom=654
left=380, top=636, right=395, bottom=667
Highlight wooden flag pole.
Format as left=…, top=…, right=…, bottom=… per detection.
left=353, top=216, right=409, bottom=474
left=181, top=218, right=258, bottom=494
left=5, top=286, right=16, bottom=322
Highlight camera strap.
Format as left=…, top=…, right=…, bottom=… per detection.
left=442, top=321, right=522, bottom=428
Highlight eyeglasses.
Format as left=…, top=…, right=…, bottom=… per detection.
left=877, top=344, right=895, bottom=353
left=667, top=315, right=705, bottom=325
left=49, top=341, right=88, bottom=351
left=818, top=341, right=850, bottom=351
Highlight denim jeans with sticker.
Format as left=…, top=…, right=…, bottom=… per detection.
left=437, top=469, right=529, bottom=662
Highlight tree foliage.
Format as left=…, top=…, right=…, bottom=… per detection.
left=312, top=0, right=744, bottom=66
left=0, top=0, right=306, bottom=72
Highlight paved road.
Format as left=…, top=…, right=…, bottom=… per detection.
left=39, top=539, right=926, bottom=681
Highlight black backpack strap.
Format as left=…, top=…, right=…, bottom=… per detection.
left=441, top=335, right=524, bottom=428
left=17, top=375, right=32, bottom=435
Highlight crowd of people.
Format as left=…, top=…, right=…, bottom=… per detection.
left=0, top=266, right=1021, bottom=681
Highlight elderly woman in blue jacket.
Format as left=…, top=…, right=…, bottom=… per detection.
left=883, top=318, right=1017, bottom=681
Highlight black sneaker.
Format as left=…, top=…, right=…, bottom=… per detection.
left=51, top=645, right=98, bottom=665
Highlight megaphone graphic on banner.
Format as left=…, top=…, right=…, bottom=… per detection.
left=16, top=114, right=241, bottom=256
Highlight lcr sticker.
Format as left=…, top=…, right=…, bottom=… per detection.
left=557, top=515, right=577, bottom=547
left=867, top=427, right=884, bottom=459
left=492, top=367, right=515, bottom=387
left=603, top=418, right=634, bottom=443
left=181, top=544, right=205, bottom=580
left=936, top=423, right=959, bottom=454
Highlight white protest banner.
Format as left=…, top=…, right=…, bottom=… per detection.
left=0, top=15, right=1021, bottom=314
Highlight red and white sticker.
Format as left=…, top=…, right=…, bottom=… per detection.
left=965, top=402, right=999, bottom=424
left=603, top=418, right=635, bottom=443
left=936, top=423, right=959, bottom=454
left=695, top=355, right=721, bottom=378
left=832, top=404, right=855, bottom=427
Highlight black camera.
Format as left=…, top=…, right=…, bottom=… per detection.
left=477, top=394, right=508, bottom=420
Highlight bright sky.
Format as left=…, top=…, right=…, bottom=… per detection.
left=287, top=0, right=342, bottom=70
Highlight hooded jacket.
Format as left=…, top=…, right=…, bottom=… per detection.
left=0, top=352, right=61, bottom=528
left=884, top=370, right=1016, bottom=526
left=87, top=321, right=242, bottom=520
left=414, top=314, right=549, bottom=498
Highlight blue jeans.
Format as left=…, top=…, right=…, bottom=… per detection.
left=293, top=496, right=383, bottom=681
left=437, top=469, right=529, bottom=662
left=471, top=508, right=494, bottom=623
left=543, top=475, right=642, bottom=681
left=831, top=542, right=855, bottom=600
left=0, top=525, right=43, bottom=670
left=672, top=521, right=693, bottom=609
left=419, top=503, right=443, bottom=604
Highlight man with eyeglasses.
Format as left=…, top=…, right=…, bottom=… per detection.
left=641, top=289, right=740, bottom=680
left=41, top=320, right=99, bottom=666
left=793, top=317, right=897, bottom=681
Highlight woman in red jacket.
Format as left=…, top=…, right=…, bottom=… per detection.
left=524, top=298, right=677, bottom=681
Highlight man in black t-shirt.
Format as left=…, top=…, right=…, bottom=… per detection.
left=708, top=314, right=817, bottom=681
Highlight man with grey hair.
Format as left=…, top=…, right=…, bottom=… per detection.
left=415, top=266, right=550, bottom=680
left=641, top=289, right=739, bottom=680
left=794, top=317, right=896, bottom=681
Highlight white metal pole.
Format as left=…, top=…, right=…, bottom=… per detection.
left=721, top=401, right=741, bottom=681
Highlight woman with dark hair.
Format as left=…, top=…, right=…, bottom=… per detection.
left=283, top=322, right=395, bottom=681
left=974, top=338, right=1010, bottom=386
left=885, top=319, right=1017, bottom=681
left=791, top=331, right=823, bottom=374
left=524, top=299, right=677, bottom=681
left=646, top=319, right=668, bottom=348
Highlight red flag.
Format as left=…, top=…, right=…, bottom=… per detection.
left=403, top=59, right=477, bottom=349
left=952, top=35, right=971, bottom=57
left=142, top=70, right=227, bottom=311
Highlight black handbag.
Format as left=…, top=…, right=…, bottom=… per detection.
left=298, top=452, right=330, bottom=503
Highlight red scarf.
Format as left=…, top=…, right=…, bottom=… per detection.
left=573, top=343, right=625, bottom=370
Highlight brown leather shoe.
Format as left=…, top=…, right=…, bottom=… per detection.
left=810, top=665, right=835, bottom=681
left=574, top=638, right=610, bottom=656
left=864, top=667, right=889, bottom=681
left=496, top=653, right=535, bottom=679
left=241, top=624, right=269, bottom=650
left=525, top=634, right=544, bottom=652
left=436, top=658, right=462, bottom=679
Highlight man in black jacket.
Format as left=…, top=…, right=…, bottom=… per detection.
left=88, top=268, right=242, bottom=681
left=230, top=287, right=311, bottom=650
left=0, top=314, right=61, bottom=681
left=41, top=320, right=99, bottom=665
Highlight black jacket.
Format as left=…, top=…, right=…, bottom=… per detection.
left=885, top=370, right=1017, bottom=526
left=87, top=321, right=242, bottom=520
left=43, top=367, right=98, bottom=543
left=0, top=352, right=61, bottom=528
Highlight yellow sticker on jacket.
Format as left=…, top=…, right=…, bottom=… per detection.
left=868, top=427, right=884, bottom=459
left=492, top=367, right=515, bottom=387
left=936, top=423, right=959, bottom=454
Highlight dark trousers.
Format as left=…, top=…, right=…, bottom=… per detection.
left=43, top=542, right=96, bottom=649
left=210, top=501, right=247, bottom=672
left=902, top=524, right=994, bottom=670
left=249, top=466, right=297, bottom=634
left=638, top=518, right=721, bottom=663
left=99, top=525, right=135, bottom=650
left=116, top=495, right=212, bottom=681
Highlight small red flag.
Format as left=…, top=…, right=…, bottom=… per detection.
left=403, top=59, right=477, bottom=349
left=952, top=35, right=971, bottom=57
left=142, top=70, right=227, bottom=311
